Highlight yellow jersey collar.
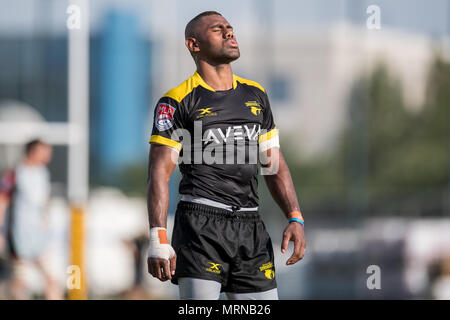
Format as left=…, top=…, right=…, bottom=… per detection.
left=193, top=71, right=238, bottom=92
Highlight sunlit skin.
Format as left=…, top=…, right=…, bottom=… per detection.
left=147, top=14, right=306, bottom=282
left=185, top=15, right=240, bottom=91
left=186, top=15, right=240, bottom=65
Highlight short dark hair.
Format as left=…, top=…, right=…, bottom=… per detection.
left=25, top=139, right=45, bottom=155
left=185, top=11, right=222, bottom=39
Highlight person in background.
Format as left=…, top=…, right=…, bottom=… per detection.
left=0, top=139, right=62, bottom=299
left=120, top=232, right=150, bottom=299
left=0, top=165, right=15, bottom=298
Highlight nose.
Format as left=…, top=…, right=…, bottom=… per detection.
left=224, top=29, right=234, bottom=39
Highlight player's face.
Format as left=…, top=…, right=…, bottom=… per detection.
left=197, top=15, right=240, bottom=63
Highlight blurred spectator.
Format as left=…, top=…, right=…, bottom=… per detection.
left=0, top=156, right=18, bottom=299
left=430, top=257, right=450, bottom=300
left=0, top=139, right=62, bottom=299
left=120, top=233, right=150, bottom=299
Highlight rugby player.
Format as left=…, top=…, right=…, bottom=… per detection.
left=147, top=11, right=305, bottom=300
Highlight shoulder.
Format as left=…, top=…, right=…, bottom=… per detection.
left=161, top=72, right=206, bottom=103
left=233, top=75, right=266, bottom=94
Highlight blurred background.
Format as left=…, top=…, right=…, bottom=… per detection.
left=0, top=0, right=449, bottom=299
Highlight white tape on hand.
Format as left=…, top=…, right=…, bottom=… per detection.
left=148, top=227, right=175, bottom=260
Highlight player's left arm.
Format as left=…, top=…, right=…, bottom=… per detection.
left=262, top=147, right=306, bottom=265
left=258, top=89, right=305, bottom=265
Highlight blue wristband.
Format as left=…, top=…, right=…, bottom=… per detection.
left=289, top=217, right=304, bottom=226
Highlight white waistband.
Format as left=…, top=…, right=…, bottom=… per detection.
left=180, top=194, right=258, bottom=212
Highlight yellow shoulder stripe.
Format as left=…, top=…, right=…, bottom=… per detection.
left=259, top=128, right=278, bottom=143
left=149, top=135, right=182, bottom=152
left=233, top=75, right=265, bottom=93
left=163, top=73, right=265, bottom=101
left=164, top=71, right=215, bottom=102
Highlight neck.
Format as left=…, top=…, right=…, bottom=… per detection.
left=196, top=60, right=234, bottom=91
left=23, top=158, right=39, bottom=167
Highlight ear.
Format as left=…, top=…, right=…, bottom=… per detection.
left=185, top=37, right=200, bottom=54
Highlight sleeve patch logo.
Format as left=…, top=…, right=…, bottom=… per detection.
left=155, top=103, right=176, bottom=131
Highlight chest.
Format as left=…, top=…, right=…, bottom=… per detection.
left=185, top=89, right=264, bottom=141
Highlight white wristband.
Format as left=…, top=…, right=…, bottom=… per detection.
left=148, top=227, right=175, bottom=260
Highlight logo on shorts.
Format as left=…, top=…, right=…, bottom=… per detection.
left=259, top=262, right=275, bottom=280
left=155, top=103, right=176, bottom=131
left=206, top=262, right=222, bottom=274
left=245, top=101, right=262, bottom=116
left=264, top=269, right=275, bottom=279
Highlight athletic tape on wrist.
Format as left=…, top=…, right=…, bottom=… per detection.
left=148, top=227, right=175, bottom=260
left=288, top=211, right=304, bottom=225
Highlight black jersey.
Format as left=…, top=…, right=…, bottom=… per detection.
left=149, top=71, right=279, bottom=208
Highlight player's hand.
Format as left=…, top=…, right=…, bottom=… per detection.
left=147, top=254, right=176, bottom=282
left=281, top=222, right=306, bottom=265
left=147, top=227, right=177, bottom=281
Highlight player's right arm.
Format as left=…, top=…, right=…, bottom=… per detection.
left=146, top=96, right=185, bottom=282
left=147, top=144, right=178, bottom=281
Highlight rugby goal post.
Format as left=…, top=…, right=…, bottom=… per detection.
left=0, top=0, right=90, bottom=300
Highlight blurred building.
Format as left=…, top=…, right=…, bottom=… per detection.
left=0, top=9, right=152, bottom=188
left=0, top=100, right=46, bottom=169
left=91, top=9, right=151, bottom=184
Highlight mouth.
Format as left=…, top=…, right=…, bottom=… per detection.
left=226, top=39, right=239, bottom=48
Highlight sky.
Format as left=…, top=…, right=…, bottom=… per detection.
left=0, top=0, right=448, bottom=37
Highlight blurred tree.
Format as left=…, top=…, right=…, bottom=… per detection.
left=339, top=56, right=450, bottom=217
left=117, top=162, right=148, bottom=197
left=258, top=134, right=348, bottom=226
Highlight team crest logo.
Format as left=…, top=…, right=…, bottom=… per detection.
left=206, top=262, right=222, bottom=274
left=245, top=101, right=262, bottom=116
left=259, top=262, right=275, bottom=280
left=155, top=103, right=176, bottom=131
left=264, top=269, right=275, bottom=279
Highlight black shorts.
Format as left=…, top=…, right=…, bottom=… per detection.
left=171, top=201, right=277, bottom=293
